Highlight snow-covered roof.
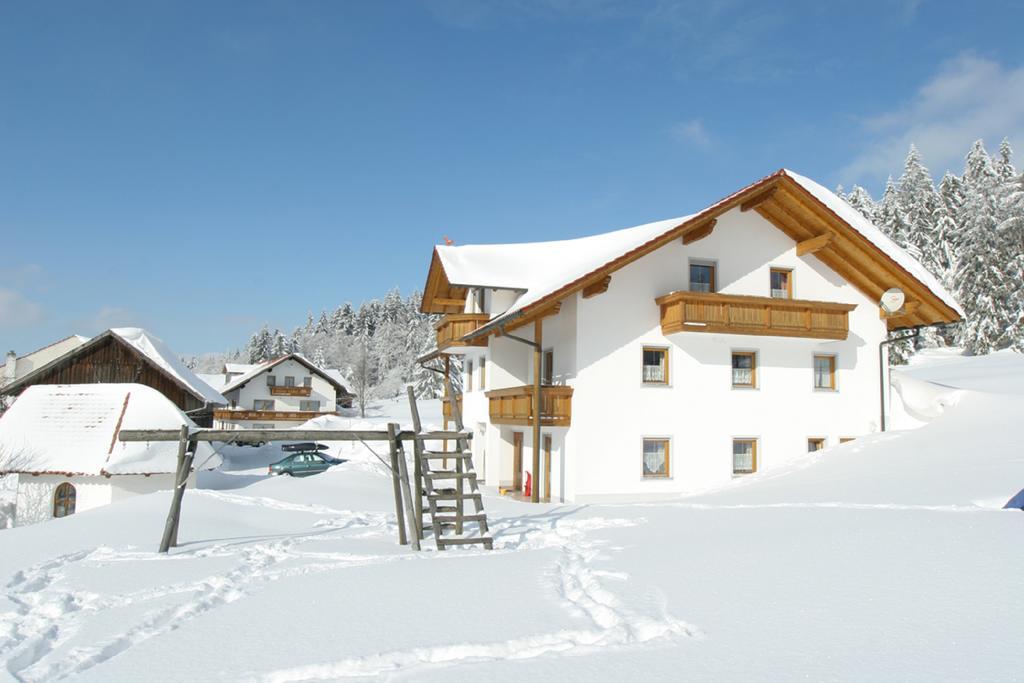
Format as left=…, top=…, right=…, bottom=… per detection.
left=109, top=328, right=227, bottom=405
left=196, top=372, right=229, bottom=390
left=0, top=384, right=220, bottom=476
left=430, top=169, right=962, bottom=329
left=220, top=354, right=351, bottom=395
left=224, top=363, right=258, bottom=375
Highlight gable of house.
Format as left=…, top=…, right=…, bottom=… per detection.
left=420, top=169, right=962, bottom=339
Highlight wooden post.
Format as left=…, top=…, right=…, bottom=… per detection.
left=388, top=422, right=420, bottom=551
left=532, top=319, right=542, bottom=503
left=443, top=354, right=451, bottom=468
left=158, top=425, right=191, bottom=554
left=169, top=436, right=197, bottom=547
left=444, top=375, right=467, bottom=531
left=406, top=386, right=424, bottom=541
left=386, top=423, right=409, bottom=546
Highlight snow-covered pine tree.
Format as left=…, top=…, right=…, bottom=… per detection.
left=845, top=185, right=877, bottom=222
left=246, top=326, right=274, bottom=363
left=955, top=140, right=1014, bottom=354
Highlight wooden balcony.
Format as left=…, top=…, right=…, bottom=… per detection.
left=656, top=291, right=855, bottom=340
left=485, top=385, right=573, bottom=427
left=269, top=385, right=311, bottom=396
left=213, top=409, right=331, bottom=422
left=436, top=313, right=489, bottom=350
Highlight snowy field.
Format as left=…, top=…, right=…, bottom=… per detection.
left=1, top=352, right=1022, bottom=681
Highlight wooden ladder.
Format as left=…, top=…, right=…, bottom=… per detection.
left=407, top=385, right=492, bottom=551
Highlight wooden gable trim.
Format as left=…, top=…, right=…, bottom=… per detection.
left=740, top=186, right=778, bottom=212
left=420, top=249, right=468, bottom=314
left=503, top=301, right=562, bottom=333
left=582, top=275, right=612, bottom=299
left=681, top=219, right=717, bottom=245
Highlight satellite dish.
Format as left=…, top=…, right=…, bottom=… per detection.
left=879, top=288, right=905, bottom=315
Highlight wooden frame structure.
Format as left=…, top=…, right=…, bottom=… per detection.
left=119, top=425, right=474, bottom=554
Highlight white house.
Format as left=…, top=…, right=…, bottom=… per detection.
left=0, top=383, right=221, bottom=525
left=212, top=353, right=354, bottom=430
left=1, top=335, right=90, bottom=390
left=418, top=169, right=963, bottom=503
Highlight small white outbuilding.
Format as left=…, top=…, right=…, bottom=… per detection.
left=0, top=383, right=220, bottom=526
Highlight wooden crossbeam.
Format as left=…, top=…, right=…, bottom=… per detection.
left=681, top=219, right=717, bottom=245
left=433, top=297, right=466, bottom=307
left=796, top=233, right=832, bottom=256
left=740, top=185, right=777, bottom=212
left=582, top=275, right=612, bottom=298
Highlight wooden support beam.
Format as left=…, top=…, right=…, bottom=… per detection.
left=386, top=423, right=409, bottom=547
left=681, top=219, right=717, bottom=245
left=504, top=301, right=562, bottom=333
left=740, top=185, right=777, bottom=212
left=582, top=275, right=612, bottom=299
left=433, top=297, right=466, bottom=307
left=796, top=233, right=833, bottom=256
left=158, top=425, right=190, bottom=554
left=388, top=422, right=420, bottom=551
left=119, top=428, right=471, bottom=443
left=532, top=319, right=542, bottom=504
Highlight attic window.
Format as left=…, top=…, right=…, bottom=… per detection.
left=266, top=375, right=276, bottom=387
left=303, top=376, right=312, bottom=388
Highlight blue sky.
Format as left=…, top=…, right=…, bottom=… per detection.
left=3, top=0, right=1023, bottom=356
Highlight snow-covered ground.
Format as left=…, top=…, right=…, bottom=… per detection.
left=1, top=353, right=1022, bottom=681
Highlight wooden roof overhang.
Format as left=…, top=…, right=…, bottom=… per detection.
left=420, top=249, right=470, bottom=314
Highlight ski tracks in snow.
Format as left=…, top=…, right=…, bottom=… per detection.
left=260, top=514, right=700, bottom=681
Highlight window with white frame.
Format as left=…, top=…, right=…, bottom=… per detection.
left=266, top=375, right=276, bottom=386
left=300, top=400, right=321, bottom=411
left=254, top=399, right=275, bottom=411
left=303, top=376, right=312, bottom=388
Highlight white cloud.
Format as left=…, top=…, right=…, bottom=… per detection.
left=669, top=119, right=711, bottom=148
left=839, top=54, right=1024, bottom=184
left=0, top=288, right=44, bottom=328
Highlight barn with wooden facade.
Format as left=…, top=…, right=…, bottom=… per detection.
left=0, top=328, right=226, bottom=425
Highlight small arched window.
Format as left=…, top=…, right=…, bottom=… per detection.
left=53, top=482, right=76, bottom=518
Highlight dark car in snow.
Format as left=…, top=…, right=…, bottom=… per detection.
left=269, top=443, right=345, bottom=477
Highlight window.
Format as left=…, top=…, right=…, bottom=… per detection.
left=733, top=439, right=757, bottom=475
left=689, top=262, right=716, bottom=293
left=300, top=400, right=321, bottom=411
left=808, top=438, right=825, bottom=452
left=642, top=347, right=668, bottom=384
left=284, top=376, right=295, bottom=387
left=53, top=482, right=76, bottom=518
left=473, top=287, right=485, bottom=313
left=770, top=268, right=792, bottom=299
left=303, top=376, right=312, bottom=388
left=813, top=355, right=836, bottom=390
left=642, top=439, right=670, bottom=478
left=480, top=356, right=487, bottom=390
left=254, top=399, right=275, bottom=411
left=466, top=360, right=474, bottom=392
left=253, top=423, right=275, bottom=429
left=542, top=350, right=554, bottom=385
left=731, top=352, right=757, bottom=388
left=266, top=375, right=276, bottom=387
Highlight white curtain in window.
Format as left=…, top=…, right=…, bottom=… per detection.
left=733, top=442, right=753, bottom=472
left=642, top=365, right=665, bottom=382
left=643, top=441, right=666, bottom=476
left=733, top=367, right=752, bottom=385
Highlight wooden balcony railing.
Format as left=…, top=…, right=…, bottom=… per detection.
left=269, top=385, right=312, bottom=396
left=485, top=385, right=573, bottom=427
left=436, top=313, right=489, bottom=350
left=656, top=291, right=856, bottom=340
left=213, top=409, right=330, bottom=422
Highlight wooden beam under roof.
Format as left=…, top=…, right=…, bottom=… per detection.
left=582, top=275, right=612, bottom=299
left=740, top=185, right=778, bottom=212
left=433, top=297, right=466, bottom=307
left=796, top=233, right=833, bottom=256
left=504, top=301, right=562, bottom=333
left=681, top=219, right=717, bottom=245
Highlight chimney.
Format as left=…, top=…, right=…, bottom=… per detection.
left=3, top=351, right=16, bottom=384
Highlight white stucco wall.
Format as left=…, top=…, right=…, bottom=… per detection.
left=463, top=206, right=891, bottom=502
left=13, top=472, right=191, bottom=526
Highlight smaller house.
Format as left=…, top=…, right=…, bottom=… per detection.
left=213, top=353, right=355, bottom=429
left=0, top=383, right=221, bottom=526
